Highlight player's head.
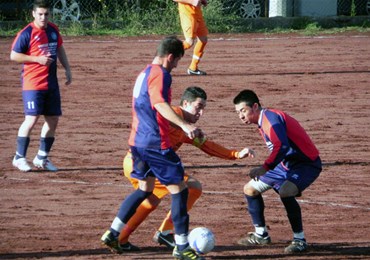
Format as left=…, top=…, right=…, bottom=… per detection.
left=32, top=0, right=50, bottom=29
left=155, top=36, right=184, bottom=73
left=233, top=89, right=261, bottom=125
left=180, top=86, right=207, bottom=124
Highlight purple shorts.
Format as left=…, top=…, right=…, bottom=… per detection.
left=22, top=89, right=61, bottom=116
left=130, top=146, right=185, bottom=186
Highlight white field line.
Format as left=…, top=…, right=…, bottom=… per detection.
left=2, top=176, right=369, bottom=211
left=67, top=34, right=369, bottom=44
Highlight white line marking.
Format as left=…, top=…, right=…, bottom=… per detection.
left=1, top=176, right=369, bottom=210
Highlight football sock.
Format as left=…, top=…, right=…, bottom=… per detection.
left=15, top=136, right=30, bottom=159
left=37, top=137, right=55, bottom=159
left=245, top=194, right=266, bottom=228
left=117, top=189, right=152, bottom=224
left=158, top=187, right=202, bottom=232
left=119, top=199, right=158, bottom=243
left=293, top=231, right=305, bottom=241
left=281, top=196, right=303, bottom=233
left=171, top=188, right=189, bottom=250
left=189, top=40, right=207, bottom=71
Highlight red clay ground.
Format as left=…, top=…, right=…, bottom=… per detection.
left=0, top=32, right=369, bottom=259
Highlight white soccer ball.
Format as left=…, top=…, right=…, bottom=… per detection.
left=188, top=227, right=215, bottom=254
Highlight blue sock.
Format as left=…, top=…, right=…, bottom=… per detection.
left=117, top=189, right=152, bottom=223
left=37, top=137, right=55, bottom=159
left=15, top=136, right=30, bottom=159
left=245, top=194, right=266, bottom=231
left=281, top=196, right=303, bottom=233
left=171, top=188, right=189, bottom=251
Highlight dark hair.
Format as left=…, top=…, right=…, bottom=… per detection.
left=33, top=0, right=51, bottom=9
left=180, top=86, right=207, bottom=105
left=233, top=89, right=261, bottom=107
left=156, top=36, right=184, bottom=59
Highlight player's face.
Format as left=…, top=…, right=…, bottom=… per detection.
left=33, top=7, right=50, bottom=29
left=235, top=102, right=258, bottom=125
left=182, top=98, right=206, bottom=124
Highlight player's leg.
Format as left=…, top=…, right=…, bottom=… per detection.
left=188, top=18, right=208, bottom=75
left=33, top=88, right=62, bottom=171
left=154, top=176, right=202, bottom=248
left=13, top=90, right=41, bottom=172
left=237, top=179, right=272, bottom=246
left=280, top=159, right=321, bottom=253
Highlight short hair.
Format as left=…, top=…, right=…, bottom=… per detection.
left=180, top=86, right=207, bottom=106
left=156, top=36, right=184, bottom=59
left=33, top=0, right=51, bottom=10
left=233, top=89, right=261, bottom=107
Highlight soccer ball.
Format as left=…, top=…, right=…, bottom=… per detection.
left=188, top=227, right=215, bottom=254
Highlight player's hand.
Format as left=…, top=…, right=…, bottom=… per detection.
left=65, top=69, right=72, bottom=85
left=238, top=148, right=255, bottom=159
left=182, top=123, right=204, bottom=139
left=191, top=0, right=201, bottom=7
left=37, top=55, right=54, bottom=66
left=249, top=166, right=266, bottom=181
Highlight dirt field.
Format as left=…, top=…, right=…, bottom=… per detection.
left=0, top=32, right=369, bottom=260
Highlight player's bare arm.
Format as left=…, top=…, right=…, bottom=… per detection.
left=57, top=45, right=72, bottom=85
left=154, top=102, right=203, bottom=139
left=10, top=50, right=54, bottom=66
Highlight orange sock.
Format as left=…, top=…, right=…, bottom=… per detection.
left=119, top=199, right=158, bottom=244
left=189, top=40, right=207, bottom=71
left=158, top=187, right=202, bottom=232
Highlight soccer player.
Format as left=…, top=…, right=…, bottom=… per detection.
left=10, top=0, right=72, bottom=172
left=101, top=36, right=205, bottom=260
left=233, top=89, right=322, bottom=253
left=118, top=86, right=255, bottom=250
left=174, top=0, right=209, bottom=75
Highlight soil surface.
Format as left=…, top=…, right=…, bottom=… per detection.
left=0, top=32, right=369, bottom=259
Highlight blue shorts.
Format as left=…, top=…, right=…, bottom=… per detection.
left=130, top=146, right=185, bottom=186
left=260, top=157, right=322, bottom=193
left=22, top=89, right=62, bottom=116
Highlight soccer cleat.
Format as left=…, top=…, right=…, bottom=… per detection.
left=187, top=68, right=207, bottom=76
left=120, top=241, right=141, bottom=251
left=173, top=245, right=205, bottom=260
left=153, top=230, right=176, bottom=249
left=237, top=232, right=271, bottom=246
left=101, top=230, right=124, bottom=254
left=12, top=156, right=32, bottom=172
left=284, top=239, right=308, bottom=253
left=33, top=156, right=58, bottom=172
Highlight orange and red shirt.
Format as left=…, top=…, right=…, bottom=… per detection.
left=11, top=22, right=63, bottom=91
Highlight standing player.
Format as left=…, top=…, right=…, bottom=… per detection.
left=117, top=86, right=255, bottom=250
left=101, top=36, right=205, bottom=260
left=174, top=0, right=208, bottom=75
left=10, top=0, right=72, bottom=172
left=233, top=89, right=322, bottom=253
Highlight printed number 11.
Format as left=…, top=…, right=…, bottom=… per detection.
left=27, top=101, right=35, bottom=109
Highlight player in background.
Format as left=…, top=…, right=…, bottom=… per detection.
left=101, top=36, right=205, bottom=260
left=10, top=0, right=72, bottom=172
left=233, top=89, right=322, bottom=253
left=174, top=0, right=208, bottom=76
left=117, top=86, right=255, bottom=250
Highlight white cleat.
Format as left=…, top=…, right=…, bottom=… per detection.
left=12, top=156, right=32, bottom=172
left=33, top=156, right=58, bottom=172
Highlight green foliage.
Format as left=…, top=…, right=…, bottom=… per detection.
left=350, top=0, right=357, bottom=17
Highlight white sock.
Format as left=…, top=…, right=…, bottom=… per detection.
left=293, top=231, right=305, bottom=240
left=255, top=226, right=268, bottom=236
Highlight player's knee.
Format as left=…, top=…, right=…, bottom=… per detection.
left=244, top=183, right=259, bottom=197
left=279, top=181, right=299, bottom=198
left=185, top=38, right=195, bottom=47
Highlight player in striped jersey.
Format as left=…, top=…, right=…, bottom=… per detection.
left=233, top=89, right=322, bottom=253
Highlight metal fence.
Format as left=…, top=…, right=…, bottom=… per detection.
left=0, top=0, right=369, bottom=21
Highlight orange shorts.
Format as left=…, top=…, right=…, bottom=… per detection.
left=123, top=151, right=189, bottom=199
left=179, top=11, right=208, bottom=39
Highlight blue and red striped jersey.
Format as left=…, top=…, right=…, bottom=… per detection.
left=128, top=64, right=173, bottom=149
left=11, top=22, right=63, bottom=91
left=258, top=108, right=319, bottom=170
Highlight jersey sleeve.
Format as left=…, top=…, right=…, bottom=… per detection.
left=148, top=66, right=171, bottom=107
left=11, top=27, right=31, bottom=54
left=197, top=139, right=239, bottom=160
